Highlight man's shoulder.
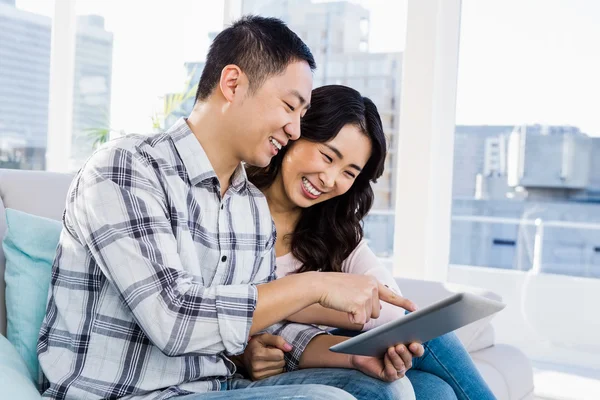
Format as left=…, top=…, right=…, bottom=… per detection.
left=245, top=180, right=266, bottom=200
left=106, top=131, right=171, bottom=154
left=84, top=132, right=174, bottom=169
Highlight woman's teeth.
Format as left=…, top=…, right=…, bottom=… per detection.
left=270, top=137, right=282, bottom=150
left=302, top=177, right=322, bottom=196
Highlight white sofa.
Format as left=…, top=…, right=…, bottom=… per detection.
left=0, top=168, right=534, bottom=399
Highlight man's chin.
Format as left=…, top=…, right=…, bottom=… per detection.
left=245, top=156, right=272, bottom=168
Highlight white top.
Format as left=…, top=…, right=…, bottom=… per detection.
left=276, top=239, right=405, bottom=331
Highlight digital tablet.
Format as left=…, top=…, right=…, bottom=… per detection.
left=329, top=292, right=505, bottom=357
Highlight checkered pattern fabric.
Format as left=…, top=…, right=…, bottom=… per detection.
left=38, top=118, right=326, bottom=400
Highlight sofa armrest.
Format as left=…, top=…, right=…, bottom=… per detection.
left=394, top=277, right=501, bottom=352
left=0, top=334, right=41, bottom=399
left=395, top=277, right=502, bottom=305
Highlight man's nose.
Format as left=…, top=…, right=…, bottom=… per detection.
left=284, top=116, right=301, bottom=141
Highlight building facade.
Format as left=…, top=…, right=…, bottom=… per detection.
left=0, top=0, right=51, bottom=169
left=0, top=2, right=113, bottom=171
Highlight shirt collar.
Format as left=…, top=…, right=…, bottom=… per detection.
left=168, top=117, right=247, bottom=192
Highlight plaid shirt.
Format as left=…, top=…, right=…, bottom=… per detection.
left=38, top=118, right=326, bottom=400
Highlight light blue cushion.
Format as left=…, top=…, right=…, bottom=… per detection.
left=2, top=209, right=62, bottom=384
left=0, top=333, right=42, bottom=399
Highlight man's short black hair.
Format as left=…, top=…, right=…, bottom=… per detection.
left=195, top=15, right=316, bottom=102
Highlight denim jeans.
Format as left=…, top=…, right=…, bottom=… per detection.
left=177, top=331, right=494, bottom=400
left=177, top=368, right=415, bottom=400
left=331, top=328, right=496, bottom=400
left=407, top=332, right=496, bottom=400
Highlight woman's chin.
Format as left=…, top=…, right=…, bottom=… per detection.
left=292, top=193, right=315, bottom=208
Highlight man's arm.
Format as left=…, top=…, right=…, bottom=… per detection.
left=73, top=147, right=413, bottom=357
left=71, top=147, right=262, bottom=357
left=71, top=147, right=329, bottom=357
left=286, top=304, right=364, bottom=331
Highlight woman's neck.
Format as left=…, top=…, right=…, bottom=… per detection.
left=263, top=174, right=302, bottom=257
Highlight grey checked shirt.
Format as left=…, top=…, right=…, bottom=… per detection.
left=38, top=118, right=326, bottom=400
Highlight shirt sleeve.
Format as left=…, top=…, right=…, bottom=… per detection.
left=263, top=322, right=329, bottom=372
left=68, top=146, right=266, bottom=357
left=341, top=240, right=406, bottom=331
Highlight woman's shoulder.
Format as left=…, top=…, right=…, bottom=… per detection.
left=340, top=239, right=378, bottom=273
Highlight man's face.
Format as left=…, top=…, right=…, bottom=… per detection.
left=230, top=61, right=313, bottom=168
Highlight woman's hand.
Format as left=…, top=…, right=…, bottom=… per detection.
left=350, top=342, right=424, bottom=382
left=240, top=333, right=292, bottom=381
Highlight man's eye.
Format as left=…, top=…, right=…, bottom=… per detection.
left=284, top=102, right=295, bottom=112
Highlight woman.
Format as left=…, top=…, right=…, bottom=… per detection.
left=245, top=85, right=496, bottom=399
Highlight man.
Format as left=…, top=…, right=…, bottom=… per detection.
left=38, top=16, right=419, bottom=400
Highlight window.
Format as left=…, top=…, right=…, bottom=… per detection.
left=0, top=0, right=54, bottom=170
left=1, top=1, right=225, bottom=173
left=67, top=1, right=224, bottom=172
left=239, top=0, right=408, bottom=264
left=449, top=0, right=600, bottom=381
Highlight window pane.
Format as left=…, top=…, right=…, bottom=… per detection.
left=0, top=0, right=54, bottom=170
left=67, top=0, right=224, bottom=172
left=242, top=0, right=408, bottom=264
left=450, top=0, right=600, bottom=383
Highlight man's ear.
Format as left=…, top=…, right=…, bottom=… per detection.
left=219, top=65, right=246, bottom=103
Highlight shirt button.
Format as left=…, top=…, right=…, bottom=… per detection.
left=221, top=255, right=227, bottom=262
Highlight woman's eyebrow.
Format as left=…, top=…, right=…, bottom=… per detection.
left=324, top=144, right=362, bottom=172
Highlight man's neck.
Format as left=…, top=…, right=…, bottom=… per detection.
left=186, top=103, right=240, bottom=197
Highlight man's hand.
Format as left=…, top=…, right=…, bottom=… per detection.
left=318, top=273, right=417, bottom=325
left=350, top=342, right=424, bottom=382
left=240, top=333, right=292, bottom=381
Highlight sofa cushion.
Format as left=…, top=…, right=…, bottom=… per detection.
left=471, top=344, right=535, bottom=400
left=0, top=333, right=42, bottom=399
left=0, top=168, right=73, bottom=337
left=2, top=209, right=62, bottom=383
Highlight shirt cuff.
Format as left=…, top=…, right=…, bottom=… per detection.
left=270, top=322, right=329, bottom=372
left=215, top=284, right=258, bottom=356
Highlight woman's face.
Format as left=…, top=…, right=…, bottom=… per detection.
left=280, top=123, right=373, bottom=208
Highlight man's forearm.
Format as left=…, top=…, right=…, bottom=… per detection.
left=298, top=335, right=353, bottom=369
left=287, top=304, right=364, bottom=331
left=250, top=272, right=322, bottom=335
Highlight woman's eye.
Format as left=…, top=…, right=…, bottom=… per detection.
left=345, top=171, right=356, bottom=179
left=321, top=152, right=333, bottom=163
left=284, top=102, right=295, bottom=112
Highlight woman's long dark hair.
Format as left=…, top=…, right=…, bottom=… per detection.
left=247, top=85, right=387, bottom=273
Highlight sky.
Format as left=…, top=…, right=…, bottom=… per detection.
left=15, top=0, right=600, bottom=136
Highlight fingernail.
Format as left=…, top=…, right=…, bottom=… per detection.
left=284, top=343, right=293, bottom=351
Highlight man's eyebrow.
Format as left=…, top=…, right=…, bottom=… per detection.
left=324, top=143, right=363, bottom=172
left=289, top=90, right=311, bottom=110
